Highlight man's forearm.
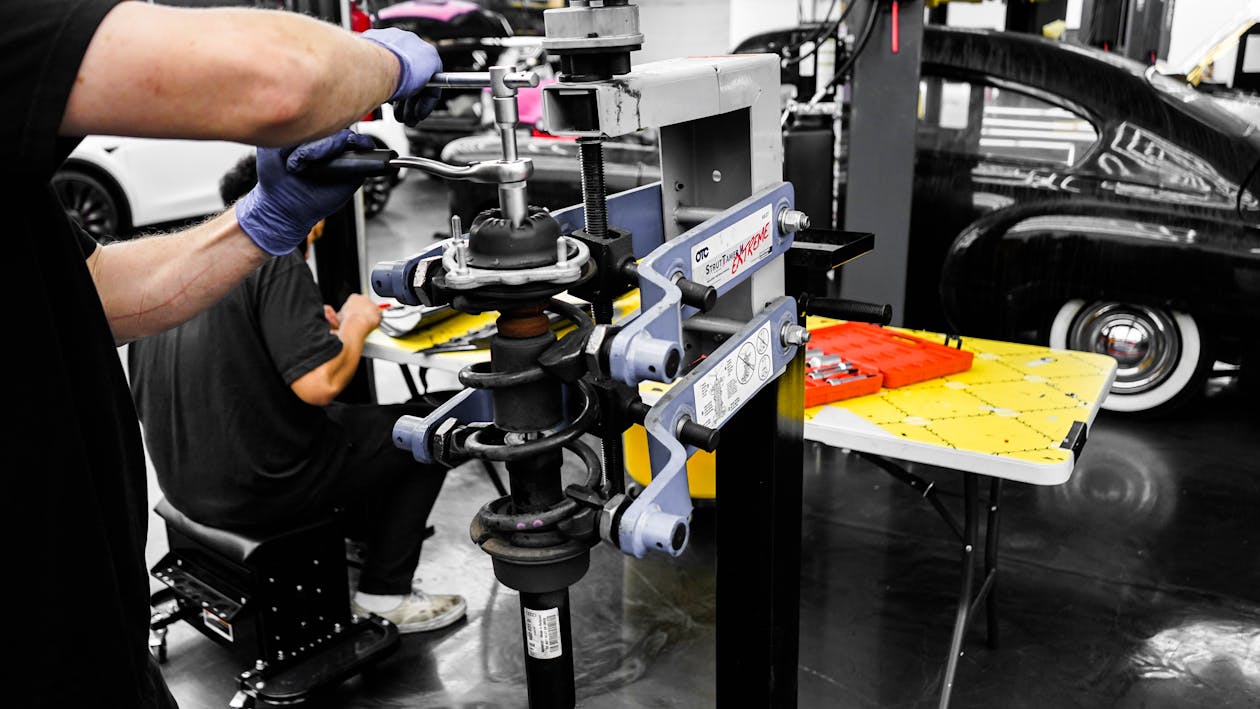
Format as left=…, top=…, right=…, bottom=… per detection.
left=86, top=212, right=270, bottom=343
left=289, top=315, right=373, bottom=406
left=325, top=318, right=373, bottom=392
left=61, top=2, right=400, bottom=146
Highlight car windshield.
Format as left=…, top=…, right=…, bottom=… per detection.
left=1145, top=66, right=1257, bottom=139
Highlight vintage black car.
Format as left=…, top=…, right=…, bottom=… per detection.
left=915, top=28, right=1259, bottom=415
left=443, top=25, right=1260, bottom=415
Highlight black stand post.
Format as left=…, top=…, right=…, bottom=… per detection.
left=715, top=349, right=805, bottom=707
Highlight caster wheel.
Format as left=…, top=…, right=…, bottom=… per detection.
left=149, top=638, right=167, bottom=664
left=149, top=627, right=169, bottom=664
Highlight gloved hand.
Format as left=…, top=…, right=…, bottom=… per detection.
left=361, top=27, right=443, bottom=125
left=235, top=129, right=376, bottom=256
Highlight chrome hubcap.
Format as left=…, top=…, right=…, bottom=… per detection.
left=1068, top=303, right=1180, bottom=395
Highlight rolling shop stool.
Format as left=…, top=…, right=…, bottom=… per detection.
left=147, top=498, right=399, bottom=708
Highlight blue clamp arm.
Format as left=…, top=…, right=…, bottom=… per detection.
left=371, top=240, right=449, bottom=305
left=606, top=182, right=798, bottom=387
left=393, top=387, right=495, bottom=465
left=616, top=296, right=803, bottom=558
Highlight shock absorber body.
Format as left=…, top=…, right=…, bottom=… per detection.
left=472, top=305, right=588, bottom=708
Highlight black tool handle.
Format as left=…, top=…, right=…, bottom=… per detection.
left=805, top=296, right=893, bottom=325
left=676, top=277, right=718, bottom=313
left=299, top=148, right=398, bottom=180
left=620, top=262, right=718, bottom=313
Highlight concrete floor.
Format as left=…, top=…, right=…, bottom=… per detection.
left=142, top=174, right=1260, bottom=708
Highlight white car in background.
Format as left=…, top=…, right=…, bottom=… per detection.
left=56, top=104, right=412, bottom=241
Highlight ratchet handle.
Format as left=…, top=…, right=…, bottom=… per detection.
left=298, top=148, right=398, bottom=180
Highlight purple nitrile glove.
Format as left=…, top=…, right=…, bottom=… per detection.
left=235, top=129, right=376, bottom=256
left=361, top=27, right=443, bottom=126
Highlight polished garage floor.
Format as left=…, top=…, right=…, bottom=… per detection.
left=141, top=177, right=1260, bottom=708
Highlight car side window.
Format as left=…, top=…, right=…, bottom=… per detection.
left=916, top=77, right=1099, bottom=168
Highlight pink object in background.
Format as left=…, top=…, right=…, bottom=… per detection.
left=377, top=0, right=479, bottom=23
left=514, top=78, right=557, bottom=127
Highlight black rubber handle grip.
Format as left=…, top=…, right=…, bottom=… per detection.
left=298, top=148, right=398, bottom=180
left=676, top=277, right=718, bottom=312
left=620, top=263, right=717, bottom=313
left=678, top=419, right=720, bottom=452
left=806, top=297, right=893, bottom=325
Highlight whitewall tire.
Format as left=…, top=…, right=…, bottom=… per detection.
left=1049, top=300, right=1208, bottom=415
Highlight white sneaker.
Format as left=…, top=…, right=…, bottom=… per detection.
left=353, top=590, right=467, bottom=633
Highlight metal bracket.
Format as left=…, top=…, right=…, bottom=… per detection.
left=617, top=296, right=803, bottom=558
left=392, top=387, right=494, bottom=465
left=605, top=181, right=798, bottom=386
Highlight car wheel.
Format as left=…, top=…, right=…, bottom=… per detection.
left=52, top=168, right=130, bottom=241
left=362, top=173, right=392, bottom=219
left=1049, top=300, right=1210, bottom=415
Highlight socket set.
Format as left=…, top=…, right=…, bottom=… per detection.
left=802, top=323, right=976, bottom=407
left=803, top=347, right=883, bottom=407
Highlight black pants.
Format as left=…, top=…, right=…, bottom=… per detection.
left=324, top=401, right=448, bottom=596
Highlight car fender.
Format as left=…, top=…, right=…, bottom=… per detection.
left=940, top=200, right=1260, bottom=340
left=68, top=136, right=255, bottom=228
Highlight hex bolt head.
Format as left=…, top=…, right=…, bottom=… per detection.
left=777, top=208, right=811, bottom=234
left=781, top=323, right=811, bottom=347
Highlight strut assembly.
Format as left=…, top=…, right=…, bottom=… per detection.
left=306, top=2, right=876, bottom=705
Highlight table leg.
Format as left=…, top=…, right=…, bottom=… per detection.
left=399, top=363, right=422, bottom=399
left=938, top=472, right=978, bottom=709
left=985, top=478, right=1003, bottom=650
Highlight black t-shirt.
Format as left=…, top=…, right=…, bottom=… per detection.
left=129, top=251, right=350, bottom=529
left=2, top=1, right=175, bottom=706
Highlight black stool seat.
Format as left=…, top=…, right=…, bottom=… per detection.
left=154, top=498, right=329, bottom=565
left=149, top=497, right=399, bottom=706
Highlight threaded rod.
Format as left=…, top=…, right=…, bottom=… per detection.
left=577, top=138, right=608, bottom=238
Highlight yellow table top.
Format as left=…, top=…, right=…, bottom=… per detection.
left=363, top=292, right=641, bottom=367
left=800, top=317, right=1117, bottom=485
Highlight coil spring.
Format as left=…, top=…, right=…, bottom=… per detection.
left=459, top=298, right=603, bottom=534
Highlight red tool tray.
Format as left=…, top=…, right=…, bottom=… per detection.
left=803, top=354, right=882, bottom=408
left=808, top=322, right=974, bottom=389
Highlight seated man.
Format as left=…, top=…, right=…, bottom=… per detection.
left=129, top=154, right=465, bottom=633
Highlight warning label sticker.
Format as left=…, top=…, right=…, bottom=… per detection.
left=202, top=610, right=234, bottom=642
left=523, top=606, right=563, bottom=660
left=690, top=204, right=775, bottom=290
left=694, top=322, right=774, bottom=429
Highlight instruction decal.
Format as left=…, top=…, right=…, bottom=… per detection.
left=523, top=606, right=563, bottom=660
left=691, top=203, right=774, bottom=289
left=694, top=322, right=774, bottom=429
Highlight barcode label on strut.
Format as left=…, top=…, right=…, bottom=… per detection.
left=523, top=606, right=562, bottom=660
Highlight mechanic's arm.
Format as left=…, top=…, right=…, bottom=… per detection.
left=290, top=294, right=382, bottom=406
left=87, top=131, right=373, bottom=343
left=86, top=211, right=268, bottom=343
left=61, top=2, right=441, bottom=145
